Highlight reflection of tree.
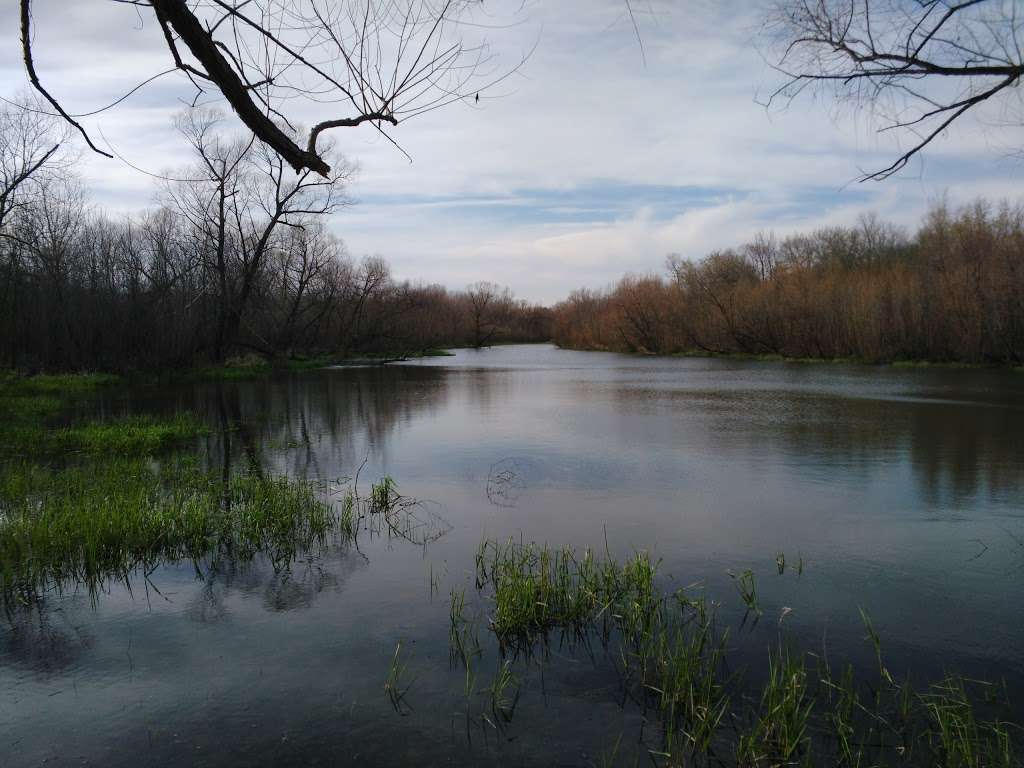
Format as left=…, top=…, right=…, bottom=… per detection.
left=609, top=379, right=1024, bottom=506
left=184, top=549, right=368, bottom=621
left=192, top=366, right=450, bottom=477
left=1, top=598, right=93, bottom=671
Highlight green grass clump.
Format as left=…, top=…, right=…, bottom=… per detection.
left=0, top=459, right=336, bottom=602
left=0, top=372, right=121, bottom=394
left=473, top=538, right=659, bottom=642
left=921, top=676, right=1016, bottom=768
left=736, top=644, right=814, bottom=766
left=49, top=414, right=208, bottom=455
left=459, top=538, right=1023, bottom=766
left=0, top=372, right=121, bottom=425
left=0, top=393, right=62, bottom=423
left=285, top=354, right=337, bottom=371
left=1, top=414, right=208, bottom=458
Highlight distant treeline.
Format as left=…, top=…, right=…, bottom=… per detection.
left=553, top=200, right=1024, bottom=365
left=0, top=110, right=550, bottom=372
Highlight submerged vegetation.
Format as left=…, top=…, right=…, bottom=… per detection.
left=451, top=538, right=1022, bottom=766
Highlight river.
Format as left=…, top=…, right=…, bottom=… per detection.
left=3, top=344, right=1023, bottom=765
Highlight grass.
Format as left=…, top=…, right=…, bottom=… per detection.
left=0, top=459, right=338, bottom=602
left=921, top=677, right=1016, bottom=768
left=473, top=537, right=661, bottom=643
left=736, top=644, right=814, bottom=766
left=384, top=642, right=412, bottom=714
left=0, top=372, right=120, bottom=424
left=50, top=414, right=208, bottom=455
left=488, top=659, right=520, bottom=722
left=192, top=362, right=273, bottom=381
left=730, top=568, right=761, bottom=618
left=1, top=371, right=206, bottom=458
left=455, top=537, right=1023, bottom=766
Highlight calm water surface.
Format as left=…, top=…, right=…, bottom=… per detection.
left=4, top=345, right=1024, bottom=765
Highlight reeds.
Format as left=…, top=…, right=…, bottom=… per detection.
left=452, top=537, right=1022, bottom=766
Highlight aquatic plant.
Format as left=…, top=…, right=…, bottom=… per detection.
left=488, top=659, right=519, bottom=723
left=730, top=568, right=761, bottom=618
left=48, top=414, right=208, bottom=455
left=384, top=641, right=412, bottom=714
left=0, top=459, right=336, bottom=602
left=454, top=537, right=1023, bottom=766
left=0, top=372, right=120, bottom=427
left=736, top=644, right=814, bottom=766
left=921, top=676, right=1015, bottom=768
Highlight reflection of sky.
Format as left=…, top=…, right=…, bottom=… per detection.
left=5, top=349, right=1024, bottom=766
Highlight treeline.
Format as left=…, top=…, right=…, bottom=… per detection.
left=553, top=200, right=1024, bottom=364
left=0, top=105, right=550, bottom=372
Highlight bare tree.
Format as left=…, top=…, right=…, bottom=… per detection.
left=165, top=108, right=350, bottom=359
left=466, top=280, right=512, bottom=348
left=20, top=0, right=522, bottom=176
left=764, top=0, right=1024, bottom=179
left=0, top=96, right=67, bottom=244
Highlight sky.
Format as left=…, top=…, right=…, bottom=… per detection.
left=2, top=0, right=1022, bottom=303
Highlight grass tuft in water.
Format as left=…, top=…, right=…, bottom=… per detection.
left=458, top=537, right=1023, bottom=765
left=384, top=641, right=412, bottom=714
left=0, top=459, right=337, bottom=602
left=47, top=414, right=208, bottom=455
left=730, top=568, right=762, bottom=619
left=488, top=659, right=520, bottom=723
left=921, top=676, right=1016, bottom=768
left=736, top=643, right=815, bottom=766
left=0, top=372, right=121, bottom=426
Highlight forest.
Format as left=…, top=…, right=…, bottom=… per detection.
left=3, top=107, right=1023, bottom=373
left=0, top=106, right=551, bottom=372
left=553, top=200, right=1024, bottom=365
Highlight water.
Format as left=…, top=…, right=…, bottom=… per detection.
left=4, top=344, right=1024, bottom=765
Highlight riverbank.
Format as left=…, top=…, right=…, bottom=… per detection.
left=552, top=344, right=1024, bottom=372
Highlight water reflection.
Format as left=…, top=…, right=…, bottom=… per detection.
left=178, top=366, right=452, bottom=478
left=1, top=600, right=94, bottom=672
left=5, top=346, right=1024, bottom=767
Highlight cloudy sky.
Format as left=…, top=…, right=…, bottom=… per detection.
left=2, top=1, right=1021, bottom=303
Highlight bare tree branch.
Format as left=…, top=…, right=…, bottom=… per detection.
left=763, top=0, right=1023, bottom=180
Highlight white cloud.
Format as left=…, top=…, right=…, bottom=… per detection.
left=1, top=0, right=1019, bottom=302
